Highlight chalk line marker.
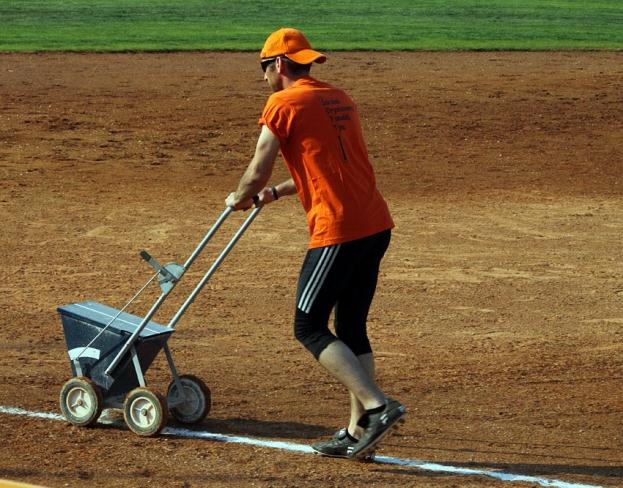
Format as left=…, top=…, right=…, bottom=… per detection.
left=0, top=406, right=602, bottom=488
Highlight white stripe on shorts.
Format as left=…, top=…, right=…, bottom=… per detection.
left=298, top=244, right=341, bottom=314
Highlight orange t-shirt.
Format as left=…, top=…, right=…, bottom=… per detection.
left=259, top=77, right=394, bottom=248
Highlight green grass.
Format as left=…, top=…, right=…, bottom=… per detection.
left=1, top=0, right=622, bottom=52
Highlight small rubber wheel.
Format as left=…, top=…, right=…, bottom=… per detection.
left=167, top=374, right=211, bottom=424
left=59, top=376, right=103, bottom=427
left=123, top=388, right=168, bottom=437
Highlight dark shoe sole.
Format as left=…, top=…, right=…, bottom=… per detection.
left=312, top=446, right=376, bottom=462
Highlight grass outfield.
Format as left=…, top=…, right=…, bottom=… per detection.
left=1, top=0, right=623, bottom=52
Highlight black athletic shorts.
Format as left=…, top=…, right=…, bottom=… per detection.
left=293, top=229, right=391, bottom=359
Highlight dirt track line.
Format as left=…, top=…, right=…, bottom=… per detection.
left=0, top=405, right=602, bottom=488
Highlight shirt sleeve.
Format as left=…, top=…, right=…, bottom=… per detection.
left=258, top=94, right=292, bottom=143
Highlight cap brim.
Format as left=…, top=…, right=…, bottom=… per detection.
left=286, top=49, right=327, bottom=65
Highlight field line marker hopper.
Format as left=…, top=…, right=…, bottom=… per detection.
left=57, top=206, right=260, bottom=436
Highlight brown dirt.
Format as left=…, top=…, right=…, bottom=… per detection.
left=0, top=51, right=622, bottom=487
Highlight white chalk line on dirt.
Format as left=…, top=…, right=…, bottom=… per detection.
left=0, top=405, right=602, bottom=488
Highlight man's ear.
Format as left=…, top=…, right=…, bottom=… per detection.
left=276, top=56, right=286, bottom=75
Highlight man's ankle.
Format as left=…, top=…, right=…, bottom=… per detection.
left=345, top=429, right=359, bottom=442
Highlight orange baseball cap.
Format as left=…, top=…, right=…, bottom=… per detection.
left=261, top=28, right=327, bottom=65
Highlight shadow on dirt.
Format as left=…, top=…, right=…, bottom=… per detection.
left=97, top=409, right=331, bottom=440
left=383, top=438, right=622, bottom=480
left=379, top=460, right=622, bottom=481
left=191, top=417, right=332, bottom=440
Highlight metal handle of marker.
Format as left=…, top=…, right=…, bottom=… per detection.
left=168, top=206, right=261, bottom=329
left=104, top=205, right=261, bottom=376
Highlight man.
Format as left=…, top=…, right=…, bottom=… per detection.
left=225, top=27, right=405, bottom=460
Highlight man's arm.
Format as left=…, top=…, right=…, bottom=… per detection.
left=226, top=125, right=280, bottom=210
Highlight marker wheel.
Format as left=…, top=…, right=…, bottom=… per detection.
left=167, top=374, right=211, bottom=424
left=123, top=387, right=168, bottom=436
left=59, top=376, right=103, bottom=427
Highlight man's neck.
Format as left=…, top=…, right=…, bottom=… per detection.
left=282, top=74, right=309, bottom=89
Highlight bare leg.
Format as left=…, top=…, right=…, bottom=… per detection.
left=318, top=341, right=385, bottom=423
left=348, top=352, right=375, bottom=437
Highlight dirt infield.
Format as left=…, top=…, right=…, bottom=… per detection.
left=0, top=51, right=622, bottom=487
